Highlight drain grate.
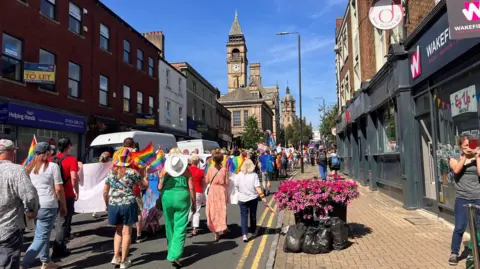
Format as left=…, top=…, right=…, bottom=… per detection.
left=404, top=216, right=434, bottom=225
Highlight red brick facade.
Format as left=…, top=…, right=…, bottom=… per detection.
left=406, top=0, right=436, bottom=35
left=0, top=0, right=161, bottom=143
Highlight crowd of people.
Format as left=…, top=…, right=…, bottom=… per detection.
left=0, top=136, right=343, bottom=269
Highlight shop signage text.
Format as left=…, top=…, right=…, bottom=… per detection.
left=0, top=103, right=86, bottom=133
left=450, top=85, right=477, bottom=117
left=136, top=113, right=155, bottom=125
left=368, top=0, right=404, bottom=30
left=447, top=0, right=480, bottom=39
left=409, top=12, right=480, bottom=85
left=23, top=63, right=56, bottom=84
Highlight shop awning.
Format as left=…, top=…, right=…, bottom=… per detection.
left=0, top=102, right=86, bottom=133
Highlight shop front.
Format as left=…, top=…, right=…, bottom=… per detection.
left=0, top=101, right=86, bottom=162
left=187, top=117, right=202, bottom=139
left=407, top=3, right=480, bottom=216
left=218, top=132, right=233, bottom=149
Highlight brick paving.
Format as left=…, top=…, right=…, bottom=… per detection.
left=273, top=165, right=467, bottom=269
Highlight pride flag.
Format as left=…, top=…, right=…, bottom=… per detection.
left=148, top=149, right=166, bottom=173
left=21, top=135, right=37, bottom=167
left=130, top=142, right=156, bottom=168
left=226, top=155, right=245, bottom=174
left=204, top=156, right=215, bottom=175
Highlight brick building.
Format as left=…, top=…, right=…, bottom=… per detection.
left=0, top=0, right=161, bottom=161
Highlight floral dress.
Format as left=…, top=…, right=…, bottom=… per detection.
left=105, top=168, right=141, bottom=206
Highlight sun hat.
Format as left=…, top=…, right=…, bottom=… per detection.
left=240, top=159, right=256, bottom=174
left=165, top=152, right=188, bottom=177
left=112, top=147, right=133, bottom=167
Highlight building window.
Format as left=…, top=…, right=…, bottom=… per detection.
left=68, top=62, right=81, bottom=98
left=100, top=24, right=109, bottom=51
left=69, top=2, right=82, bottom=35
left=202, top=104, right=205, bottom=121
left=148, top=57, right=154, bottom=77
left=244, top=110, right=249, bottom=125
left=148, top=96, right=154, bottom=115
left=202, top=89, right=204, bottom=99
left=193, top=81, right=197, bottom=93
left=192, top=99, right=197, bottom=120
left=179, top=106, right=183, bottom=125
left=123, top=85, right=130, bottom=112
left=137, top=49, right=143, bottom=70
left=40, top=0, right=56, bottom=20
left=137, top=91, right=143, bottom=113
left=123, top=40, right=131, bottom=63
left=233, top=111, right=241, bottom=127
left=166, top=69, right=170, bottom=86
left=99, top=75, right=108, bottom=106
left=380, top=103, right=398, bottom=153
left=1, top=33, right=23, bottom=82
left=39, top=49, right=55, bottom=91
left=178, top=77, right=182, bottom=92
left=166, top=101, right=171, bottom=123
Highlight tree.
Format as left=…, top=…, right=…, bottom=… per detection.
left=284, top=117, right=313, bottom=148
left=320, top=103, right=339, bottom=147
left=240, top=116, right=265, bottom=149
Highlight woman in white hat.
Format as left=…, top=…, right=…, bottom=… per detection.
left=235, top=159, right=267, bottom=242
left=158, top=148, right=196, bottom=268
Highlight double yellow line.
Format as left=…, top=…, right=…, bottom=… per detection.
left=236, top=196, right=278, bottom=269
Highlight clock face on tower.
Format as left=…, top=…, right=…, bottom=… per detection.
left=232, top=64, right=240, bottom=72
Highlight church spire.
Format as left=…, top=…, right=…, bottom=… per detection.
left=229, top=10, right=243, bottom=36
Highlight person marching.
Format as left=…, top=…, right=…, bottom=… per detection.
left=103, top=146, right=149, bottom=268
left=188, top=155, right=205, bottom=236
left=158, top=148, right=196, bottom=267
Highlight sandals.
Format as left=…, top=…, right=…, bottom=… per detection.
left=192, top=228, right=197, bottom=236
left=172, top=260, right=183, bottom=268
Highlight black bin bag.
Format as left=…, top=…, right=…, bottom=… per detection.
left=330, top=217, right=349, bottom=250
left=283, top=223, right=307, bottom=253
left=302, top=226, right=332, bottom=254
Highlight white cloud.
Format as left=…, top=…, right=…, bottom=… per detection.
left=265, top=37, right=334, bottom=65
left=309, top=0, right=347, bottom=19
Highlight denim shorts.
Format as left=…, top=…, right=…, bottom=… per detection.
left=108, top=203, right=138, bottom=226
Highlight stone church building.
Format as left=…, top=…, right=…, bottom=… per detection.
left=218, top=11, right=280, bottom=141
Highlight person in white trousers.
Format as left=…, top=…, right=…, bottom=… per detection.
left=188, top=155, right=205, bottom=236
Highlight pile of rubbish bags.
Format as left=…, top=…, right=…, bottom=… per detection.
left=283, top=217, right=349, bottom=254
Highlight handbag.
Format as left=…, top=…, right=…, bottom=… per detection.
left=205, top=169, right=220, bottom=196
left=155, top=175, right=169, bottom=211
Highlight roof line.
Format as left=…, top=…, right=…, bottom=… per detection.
left=170, top=62, right=218, bottom=93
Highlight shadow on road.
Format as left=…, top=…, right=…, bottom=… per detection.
left=71, top=216, right=107, bottom=226
left=348, top=222, right=372, bottom=239
left=133, top=240, right=238, bottom=267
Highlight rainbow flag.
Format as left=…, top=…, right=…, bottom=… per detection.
left=204, top=156, right=215, bottom=175
left=226, top=155, right=245, bottom=174
left=130, top=142, right=156, bottom=168
left=148, top=149, right=166, bottom=173
left=21, top=135, right=37, bottom=167
left=276, top=155, right=281, bottom=168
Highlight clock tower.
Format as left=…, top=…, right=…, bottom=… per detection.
left=227, top=10, right=248, bottom=93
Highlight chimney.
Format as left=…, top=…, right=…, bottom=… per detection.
left=143, top=31, right=165, bottom=58
left=249, top=63, right=261, bottom=84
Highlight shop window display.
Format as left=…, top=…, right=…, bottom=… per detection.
left=17, top=127, right=79, bottom=163
left=435, top=71, right=480, bottom=209
left=379, top=103, right=399, bottom=153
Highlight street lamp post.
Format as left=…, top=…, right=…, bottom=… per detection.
left=277, top=31, right=303, bottom=173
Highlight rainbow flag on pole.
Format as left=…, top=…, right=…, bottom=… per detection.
left=148, top=149, right=166, bottom=173
left=130, top=142, right=156, bottom=168
left=21, top=135, right=37, bottom=167
left=226, top=155, right=245, bottom=174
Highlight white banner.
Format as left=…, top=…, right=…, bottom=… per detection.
left=75, top=162, right=111, bottom=213
left=450, top=85, right=477, bottom=117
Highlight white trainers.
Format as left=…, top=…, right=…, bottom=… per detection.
left=111, top=256, right=121, bottom=265
left=41, top=262, right=59, bottom=269
left=92, top=212, right=99, bottom=218
left=120, top=260, right=132, bottom=269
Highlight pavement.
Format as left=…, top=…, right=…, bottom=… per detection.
left=25, top=171, right=297, bottom=269
left=273, top=165, right=469, bottom=269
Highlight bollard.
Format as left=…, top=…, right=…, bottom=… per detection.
left=467, top=204, right=480, bottom=269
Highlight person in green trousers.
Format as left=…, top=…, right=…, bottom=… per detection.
left=158, top=149, right=196, bottom=268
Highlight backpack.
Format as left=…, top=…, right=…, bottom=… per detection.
left=52, top=155, right=69, bottom=185
left=316, top=152, right=326, bottom=164
left=331, top=156, right=340, bottom=167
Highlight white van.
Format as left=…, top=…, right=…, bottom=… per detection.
left=177, top=139, right=220, bottom=154
left=82, top=131, right=177, bottom=164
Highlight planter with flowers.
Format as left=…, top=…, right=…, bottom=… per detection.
left=274, top=179, right=360, bottom=225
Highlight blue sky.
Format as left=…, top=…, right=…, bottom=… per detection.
left=102, top=0, right=346, bottom=130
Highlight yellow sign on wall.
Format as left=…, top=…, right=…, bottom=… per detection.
left=23, top=63, right=56, bottom=84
